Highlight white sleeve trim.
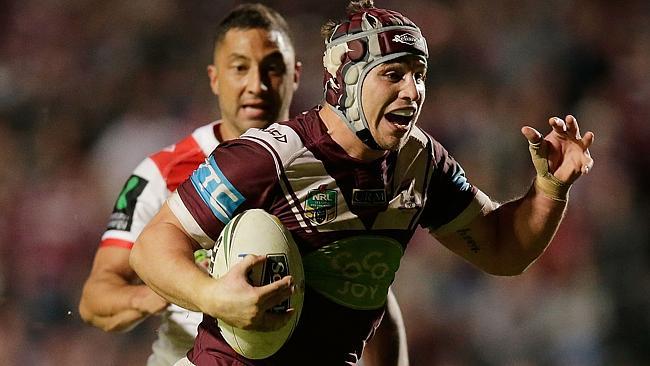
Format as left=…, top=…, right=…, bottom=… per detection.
left=167, top=192, right=215, bottom=249
left=432, top=189, right=495, bottom=236
left=100, top=230, right=136, bottom=243
left=192, top=121, right=220, bottom=156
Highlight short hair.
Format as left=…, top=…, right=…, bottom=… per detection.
left=321, top=0, right=376, bottom=40
left=213, top=3, right=294, bottom=53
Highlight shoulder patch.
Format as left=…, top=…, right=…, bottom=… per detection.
left=189, top=156, right=245, bottom=224
left=107, top=175, right=148, bottom=231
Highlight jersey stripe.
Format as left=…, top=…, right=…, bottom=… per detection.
left=408, top=133, right=434, bottom=230
left=242, top=135, right=316, bottom=233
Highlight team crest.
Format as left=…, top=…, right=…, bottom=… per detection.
left=304, top=186, right=337, bottom=225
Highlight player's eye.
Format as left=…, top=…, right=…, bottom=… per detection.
left=264, top=62, right=286, bottom=76
left=384, top=71, right=403, bottom=82
left=261, top=53, right=287, bottom=77
left=231, top=63, right=249, bottom=73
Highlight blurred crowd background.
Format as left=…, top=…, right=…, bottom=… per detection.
left=0, top=0, right=648, bottom=365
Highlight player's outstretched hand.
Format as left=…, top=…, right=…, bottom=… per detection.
left=204, top=254, right=294, bottom=331
left=521, top=115, right=595, bottom=185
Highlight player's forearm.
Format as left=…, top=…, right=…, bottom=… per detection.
left=79, top=278, right=157, bottom=332
left=488, top=179, right=567, bottom=274
left=79, top=303, right=151, bottom=332
left=130, top=221, right=213, bottom=313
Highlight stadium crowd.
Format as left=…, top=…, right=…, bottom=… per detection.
left=0, top=0, right=648, bottom=364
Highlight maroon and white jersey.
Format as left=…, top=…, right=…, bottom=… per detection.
left=169, top=108, right=486, bottom=365
left=100, top=121, right=222, bottom=366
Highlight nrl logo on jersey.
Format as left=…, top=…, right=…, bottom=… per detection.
left=304, top=185, right=337, bottom=225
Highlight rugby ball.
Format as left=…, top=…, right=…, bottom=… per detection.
left=209, top=209, right=304, bottom=359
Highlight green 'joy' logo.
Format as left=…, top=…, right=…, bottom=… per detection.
left=116, top=176, right=141, bottom=210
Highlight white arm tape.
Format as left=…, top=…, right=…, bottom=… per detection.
left=167, top=192, right=215, bottom=249
left=431, top=190, right=495, bottom=237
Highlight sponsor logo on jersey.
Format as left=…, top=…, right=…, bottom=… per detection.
left=304, top=186, right=337, bottom=225
left=302, top=236, right=403, bottom=310
left=352, top=189, right=387, bottom=206
left=261, top=127, right=287, bottom=143
left=262, top=254, right=290, bottom=313
left=190, top=156, right=245, bottom=224
left=107, top=175, right=148, bottom=231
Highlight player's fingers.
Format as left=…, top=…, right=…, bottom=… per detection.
left=582, top=131, right=595, bottom=150
left=233, top=254, right=265, bottom=276
left=549, top=117, right=567, bottom=134
left=258, top=275, right=294, bottom=305
left=582, top=156, right=595, bottom=174
left=260, top=284, right=293, bottom=316
left=521, top=126, right=543, bottom=144
left=565, top=115, right=580, bottom=139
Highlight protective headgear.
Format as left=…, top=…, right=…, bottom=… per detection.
left=323, top=7, right=428, bottom=149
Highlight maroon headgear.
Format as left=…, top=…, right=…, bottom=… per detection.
left=323, top=6, right=428, bottom=149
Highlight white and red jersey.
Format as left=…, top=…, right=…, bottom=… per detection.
left=168, top=108, right=488, bottom=365
left=100, top=121, right=222, bottom=366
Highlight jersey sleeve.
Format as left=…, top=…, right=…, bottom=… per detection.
left=418, top=140, right=487, bottom=234
left=168, top=138, right=279, bottom=248
left=100, top=158, right=169, bottom=249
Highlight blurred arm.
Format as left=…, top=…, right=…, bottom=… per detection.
left=362, top=289, right=409, bottom=366
left=78, top=246, right=167, bottom=332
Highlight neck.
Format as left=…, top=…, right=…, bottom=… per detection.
left=218, top=120, right=243, bottom=142
left=319, top=105, right=386, bottom=162
left=218, top=113, right=288, bottom=142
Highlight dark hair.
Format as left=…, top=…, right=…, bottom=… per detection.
left=321, top=0, right=376, bottom=40
left=213, top=3, right=294, bottom=52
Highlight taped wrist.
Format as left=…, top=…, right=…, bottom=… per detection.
left=528, top=140, right=571, bottom=201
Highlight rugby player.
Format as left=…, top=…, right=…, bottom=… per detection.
left=130, top=0, right=595, bottom=364
left=79, top=3, right=407, bottom=365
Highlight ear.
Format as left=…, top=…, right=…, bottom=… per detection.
left=293, top=61, right=302, bottom=91
left=207, top=64, right=220, bottom=96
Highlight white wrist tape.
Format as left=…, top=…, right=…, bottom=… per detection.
left=528, top=140, right=571, bottom=201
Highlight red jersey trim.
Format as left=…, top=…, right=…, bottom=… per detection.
left=150, top=135, right=207, bottom=192
left=99, top=238, right=134, bottom=250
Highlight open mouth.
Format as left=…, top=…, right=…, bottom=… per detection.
left=243, top=102, right=269, bottom=110
left=385, top=108, right=415, bottom=126
left=241, top=101, right=271, bottom=118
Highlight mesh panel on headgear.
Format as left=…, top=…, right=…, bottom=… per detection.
left=323, top=7, right=428, bottom=149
